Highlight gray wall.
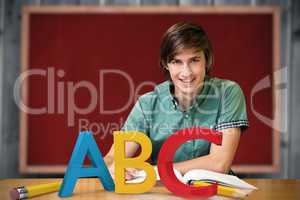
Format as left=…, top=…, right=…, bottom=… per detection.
left=0, top=0, right=299, bottom=178
left=289, top=0, right=300, bottom=179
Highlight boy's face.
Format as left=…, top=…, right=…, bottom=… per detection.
left=167, top=48, right=206, bottom=96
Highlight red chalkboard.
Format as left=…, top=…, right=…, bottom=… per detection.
left=19, top=6, right=281, bottom=173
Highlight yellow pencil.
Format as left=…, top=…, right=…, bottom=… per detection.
left=190, top=180, right=248, bottom=198
left=10, top=182, right=61, bottom=199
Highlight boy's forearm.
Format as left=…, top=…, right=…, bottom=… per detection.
left=104, top=154, right=114, bottom=166
left=173, top=154, right=229, bottom=174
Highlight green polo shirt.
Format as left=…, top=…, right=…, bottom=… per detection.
left=121, top=76, right=248, bottom=165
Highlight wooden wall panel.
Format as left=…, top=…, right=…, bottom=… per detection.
left=0, top=0, right=25, bottom=178
left=214, top=0, right=252, bottom=5
left=0, top=0, right=5, bottom=179
left=141, top=0, right=178, bottom=5
left=106, top=0, right=139, bottom=5
left=41, top=0, right=80, bottom=4
left=290, top=0, right=300, bottom=179
left=180, top=0, right=211, bottom=5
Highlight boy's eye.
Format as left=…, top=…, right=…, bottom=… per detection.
left=191, top=58, right=200, bottom=63
left=170, top=60, right=181, bottom=64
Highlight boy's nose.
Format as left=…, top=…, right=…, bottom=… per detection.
left=181, top=64, right=192, bottom=76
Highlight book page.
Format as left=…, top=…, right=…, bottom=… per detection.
left=182, top=169, right=257, bottom=190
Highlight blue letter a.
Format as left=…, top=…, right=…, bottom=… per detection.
left=59, top=131, right=115, bottom=197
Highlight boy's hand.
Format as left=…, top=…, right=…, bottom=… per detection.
left=108, top=162, right=138, bottom=181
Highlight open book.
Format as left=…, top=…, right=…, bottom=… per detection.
left=126, top=167, right=257, bottom=197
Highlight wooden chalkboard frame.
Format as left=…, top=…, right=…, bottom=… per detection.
left=20, top=5, right=281, bottom=174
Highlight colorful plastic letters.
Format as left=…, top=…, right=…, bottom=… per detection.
left=59, top=131, right=114, bottom=197
left=60, top=127, right=223, bottom=198
left=157, top=127, right=223, bottom=198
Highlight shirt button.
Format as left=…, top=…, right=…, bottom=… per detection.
left=185, top=114, right=189, bottom=118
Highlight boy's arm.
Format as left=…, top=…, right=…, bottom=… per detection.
left=104, top=141, right=140, bottom=165
left=173, top=127, right=241, bottom=174
left=105, top=141, right=140, bottom=180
